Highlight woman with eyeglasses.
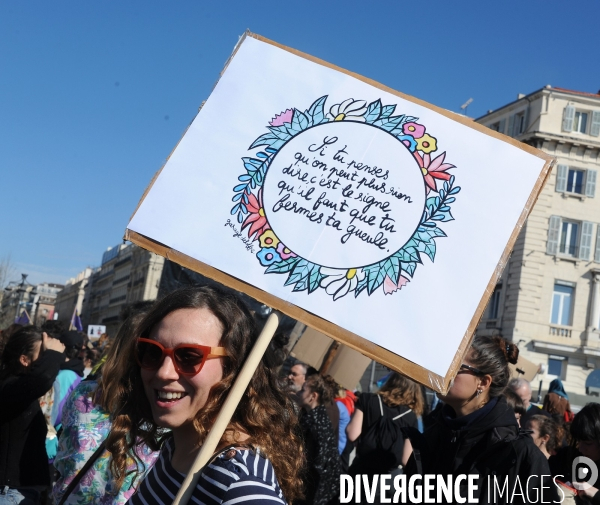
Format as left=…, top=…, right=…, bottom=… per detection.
left=404, top=336, right=555, bottom=504
left=108, top=286, right=304, bottom=505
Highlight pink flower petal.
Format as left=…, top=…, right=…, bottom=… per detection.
left=428, top=152, right=445, bottom=171
left=269, top=109, right=293, bottom=126
left=383, top=276, right=398, bottom=294
left=248, top=218, right=267, bottom=238
left=424, top=174, right=437, bottom=191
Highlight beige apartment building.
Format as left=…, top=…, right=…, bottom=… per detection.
left=476, top=86, right=600, bottom=399
left=85, top=243, right=164, bottom=335
left=54, top=268, right=93, bottom=329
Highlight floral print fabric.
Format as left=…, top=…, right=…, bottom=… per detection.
left=52, top=380, right=158, bottom=505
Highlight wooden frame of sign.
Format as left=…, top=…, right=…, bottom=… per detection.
left=125, top=31, right=554, bottom=394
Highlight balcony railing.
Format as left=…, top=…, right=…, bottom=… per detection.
left=549, top=326, right=572, bottom=338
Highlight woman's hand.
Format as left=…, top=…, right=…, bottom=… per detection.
left=42, top=332, right=65, bottom=354
left=577, top=484, right=599, bottom=500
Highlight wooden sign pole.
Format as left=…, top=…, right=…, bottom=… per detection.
left=172, top=312, right=280, bottom=505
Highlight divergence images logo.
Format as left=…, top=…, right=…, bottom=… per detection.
left=572, top=456, right=598, bottom=491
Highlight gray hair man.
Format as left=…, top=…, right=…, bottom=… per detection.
left=287, top=362, right=308, bottom=393
left=508, top=377, right=543, bottom=425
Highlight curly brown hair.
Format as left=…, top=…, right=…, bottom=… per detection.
left=378, top=373, right=424, bottom=416
left=105, top=286, right=304, bottom=502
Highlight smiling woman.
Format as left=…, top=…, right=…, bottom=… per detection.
left=106, top=286, right=304, bottom=505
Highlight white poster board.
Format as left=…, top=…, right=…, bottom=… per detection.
left=87, top=324, right=106, bottom=340
left=126, top=33, right=553, bottom=392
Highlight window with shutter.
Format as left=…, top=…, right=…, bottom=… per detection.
left=555, top=165, right=567, bottom=193
left=561, top=221, right=580, bottom=257
left=586, top=170, right=597, bottom=198
left=591, top=111, right=600, bottom=137
left=579, top=221, right=594, bottom=260
left=563, top=105, right=575, bottom=132
left=508, top=115, right=515, bottom=138
left=567, top=168, right=585, bottom=194
left=499, top=118, right=506, bottom=134
left=595, top=224, right=600, bottom=262
left=574, top=111, right=589, bottom=133
left=547, top=216, right=561, bottom=255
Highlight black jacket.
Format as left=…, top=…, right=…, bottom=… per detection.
left=0, top=349, right=64, bottom=487
left=405, top=397, right=556, bottom=504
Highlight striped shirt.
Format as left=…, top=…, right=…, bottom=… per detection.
left=127, top=438, right=286, bottom=505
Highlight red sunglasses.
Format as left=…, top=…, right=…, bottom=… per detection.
left=136, top=338, right=227, bottom=377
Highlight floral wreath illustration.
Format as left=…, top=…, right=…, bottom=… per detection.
left=230, top=96, right=461, bottom=300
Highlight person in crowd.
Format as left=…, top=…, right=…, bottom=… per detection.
left=543, top=378, right=574, bottom=422
left=288, top=362, right=308, bottom=392
left=549, top=403, right=600, bottom=503
left=52, top=303, right=158, bottom=505
left=95, top=333, right=109, bottom=352
left=347, top=372, right=421, bottom=477
left=107, top=286, right=303, bottom=504
left=404, top=336, right=554, bottom=504
left=327, top=377, right=351, bottom=455
left=318, top=375, right=339, bottom=450
left=335, top=388, right=357, bottom=468
left=526, top=414, right=562, bottom=459
left=508, top=377, right=544, bottom=426
left=0, top=324, right=23, bottom=354
left=296, top=373, right=341, bottom=505
left=82, top=348, right=99, bottom=378
left=52, top=331, right=85, bottom=426
left=504, top=388, right=526, bottom=426
left=40, top=320, right=65, bottom=340
left=0, top=327, right=65, bottom=505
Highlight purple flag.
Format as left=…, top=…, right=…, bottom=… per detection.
left=72, top=310, right=83, bottom=332
left=15, top=310, right=30, bottom=325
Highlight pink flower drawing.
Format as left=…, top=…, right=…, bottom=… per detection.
left=414, top=151, right=454, bottom=193
left=383, top=275, right=410, bottom=294
left=402, top=122, right=425, bottom=139
left=242, top=189, right=270, bottom=239
left=270, top=109, right=294, bottom=126
left=276, top=242, right=297, bottom=260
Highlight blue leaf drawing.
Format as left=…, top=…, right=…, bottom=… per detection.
left=363, top=256, right=401, bottom=294
left=403, top=262, right=417, bottom=277
left=289, top=109, right=310, bottom=134
left=365, top=99, right=382, bottom=123
left=354, top=275, right=369, bottom=297
left=380, top=104, right=396, bottom=119
left=266, top=256, right=301, bottom=274
left=305, top=96, right=328, bottom=126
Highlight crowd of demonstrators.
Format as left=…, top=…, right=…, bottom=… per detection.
left=52, top=303, right=157, bottom=505
left=404, top=336, right=555, bottom=504
left=6, top=287, right=600, bottom=505
left=0, top=327, right=65, bottom=505
left=110, top=286, right=304, bottom=505
left=347, top=372, right=421, bottom=477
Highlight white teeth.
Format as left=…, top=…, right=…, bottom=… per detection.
left=157, top=391, right=184, bottom=400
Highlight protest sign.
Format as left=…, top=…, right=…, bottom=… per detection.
left=87, top=324, right=106, bottom=340
left=290, top=326, right=372, bottom=391
left=125, top=31, right=554, bottom=393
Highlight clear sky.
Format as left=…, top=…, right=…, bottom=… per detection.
left=1, top=0, right=599, bottom=285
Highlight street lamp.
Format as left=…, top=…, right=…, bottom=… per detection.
left=14, top=273, right=29, bottom=322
